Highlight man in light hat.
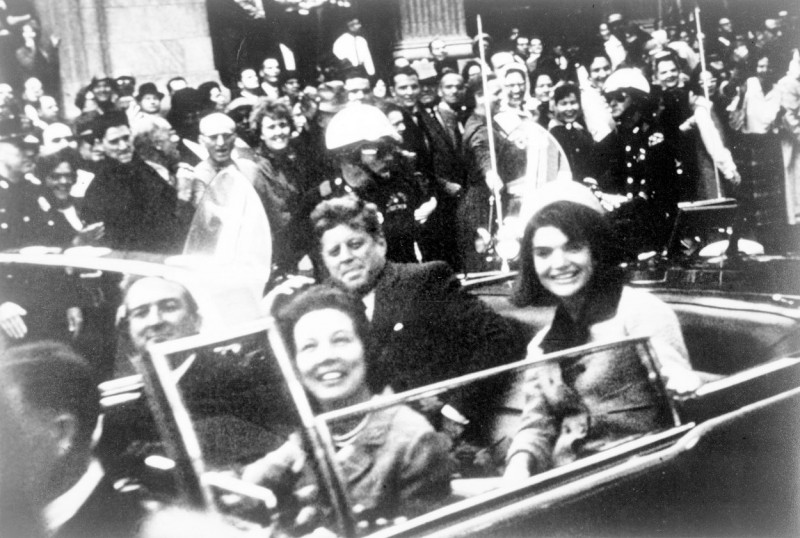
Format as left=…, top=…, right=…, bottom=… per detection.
left=591, top=67, right=682, bottom=254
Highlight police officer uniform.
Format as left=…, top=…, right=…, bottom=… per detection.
left=0, top=174, right=86, bottom=346
left=593, top=116, right=682, bottom=253
left=591, top=68, right=683, bottom=254
left=312, top=159, right=425, bottom=264
left=0, top=175, right=54, bottom=250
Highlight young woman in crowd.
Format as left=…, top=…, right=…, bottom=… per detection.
left=530, top=69, right=555, bottom=128
left=547, top=82, right=596, bottom=180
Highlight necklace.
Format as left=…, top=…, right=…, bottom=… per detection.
left=332, top=414, right=370, bottom=450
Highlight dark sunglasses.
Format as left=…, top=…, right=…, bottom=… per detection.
left=360, top=142, right=395, bottom=158
left=604, top=91, right=628, bottom=104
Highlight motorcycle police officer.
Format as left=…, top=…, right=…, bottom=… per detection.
left=591, top=68, right=683, bottom=255
left=316, top=103, right=436, bottom=263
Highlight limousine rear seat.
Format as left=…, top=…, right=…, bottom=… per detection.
left=655, top=293, right=800, bottom=375
left=479, top=290, right=800, bottom=377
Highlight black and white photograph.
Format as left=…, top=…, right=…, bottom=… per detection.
left=0, top=0, right=798, bottom=536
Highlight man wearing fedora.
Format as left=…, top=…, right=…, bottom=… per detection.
left=135, top=82, right=164, bottom=116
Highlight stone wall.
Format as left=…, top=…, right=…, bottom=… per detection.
left=34, top=0, right=217, bottom=118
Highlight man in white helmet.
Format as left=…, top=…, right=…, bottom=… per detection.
left=316, top=103, right=434, bottom=262
left=591, top=68, right=682, bottom=254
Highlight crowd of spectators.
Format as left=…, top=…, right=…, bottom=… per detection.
left=1, top=8, right=798, bottom=272
left=0, top=0, right=796, bottom=419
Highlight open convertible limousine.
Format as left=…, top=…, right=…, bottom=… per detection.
left=1, top=246, right=798, bottom=537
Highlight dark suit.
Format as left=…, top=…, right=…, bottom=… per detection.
left=81, top=156, right=183, bottom=253
left=415, top=103, right=471, bottom=269
left=366, top=261, right=528, bottom=439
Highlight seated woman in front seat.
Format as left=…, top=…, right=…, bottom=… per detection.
left=242, top=285, right=452, bottom=522
left=504, top=184, right=701, bottom=479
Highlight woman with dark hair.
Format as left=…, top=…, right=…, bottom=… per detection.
left=548, top=83, right=596, bottom=180
left=461, top=60, right=483, bottom=86
left=530, top=68, right=555, bottom=128
left=243, top=284, right=452, bottom=522
left=197, top=80, right=228, bottom=113
left=504, top=185, right=700, bottom=479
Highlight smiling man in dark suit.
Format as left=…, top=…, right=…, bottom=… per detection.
left=309, top=194, right=528, bottom=444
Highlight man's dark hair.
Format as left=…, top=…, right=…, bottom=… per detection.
left=1, top=342, right=99, bottom=447
left=73, top=110, right=102, bottom=142
left=310, top=194, right=383, bottom=245
left=35, top=147, right=80, bottom=180
left=390, top=65, right=420, bottom=87
left=93, top=110, right=129, bottom=140
left=237, top=66, right=257, bottom=82
left=342, top=65, right=370, bottom=83
left=90, top=76, right=117, bottom=92
left=653, top=50, right=683, bottom=74
left=280, top=70, right=300, bottom=86
left=587, top=51, right=612, bottom=67
left=553, top=82, right=581, bottom=104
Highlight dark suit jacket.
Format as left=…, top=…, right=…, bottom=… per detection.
left=81, top=156, right=182, bottom=253
left=417, top=103, right=469, bottom=189
left=367, top=262, right=528, bottom=436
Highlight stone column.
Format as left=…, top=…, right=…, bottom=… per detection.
left=33, top=0, right=218, bottom=118
left=394, top=0, right=471, bottom=60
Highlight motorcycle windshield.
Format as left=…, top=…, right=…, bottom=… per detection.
left=182, top=167, right=271, bottom=287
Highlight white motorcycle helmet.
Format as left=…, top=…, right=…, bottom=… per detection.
left=325, top=103, right=401, bottom=151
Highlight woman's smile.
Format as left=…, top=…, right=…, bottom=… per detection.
left=533, top=226, right=594, bottom=301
